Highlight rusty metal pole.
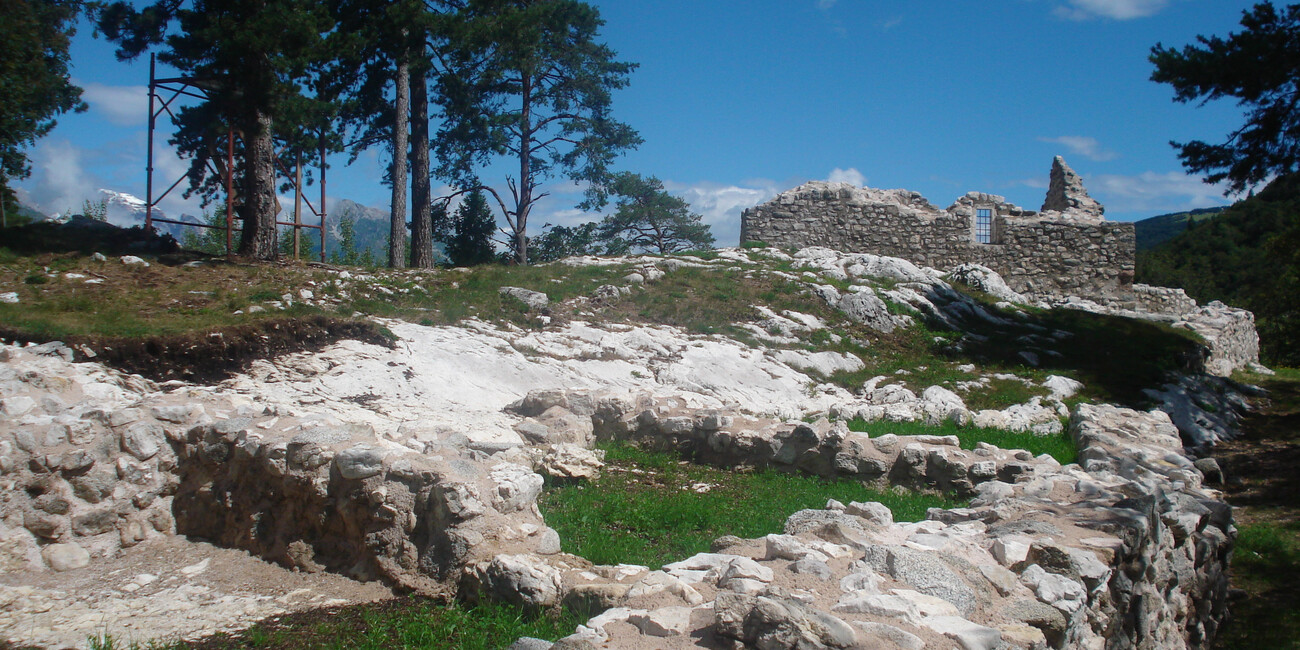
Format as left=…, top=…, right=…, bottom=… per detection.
left=319, top=134, right=327, bottom=263
left=145, top=54, right=156, bottom=233
left=225, top=130, right=235, bottom=255
left=293, top=149, right=303, bottom=259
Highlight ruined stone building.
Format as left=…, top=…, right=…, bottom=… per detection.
left=740, top=157, right=1135, bottom=300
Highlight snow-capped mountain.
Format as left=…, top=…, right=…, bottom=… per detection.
left=74, top=189, right=205, bottom=240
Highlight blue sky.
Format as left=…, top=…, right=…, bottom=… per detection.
left=16, top=0, right=1261, bottom=246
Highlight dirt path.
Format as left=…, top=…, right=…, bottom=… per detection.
left=1212, top=372, right=1300, bottom=649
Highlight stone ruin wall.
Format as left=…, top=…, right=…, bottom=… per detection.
left=0, top=339, right=1234, bottom=649
left=740, top=158, right=1137, bottom=301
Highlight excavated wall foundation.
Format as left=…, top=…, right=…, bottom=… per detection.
left=1, top=340, right=1235, bottom=650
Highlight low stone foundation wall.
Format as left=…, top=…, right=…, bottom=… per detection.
left=0, top=342, right=1234, bottom=649
left=1132, top=284, right=1199, bottom=316
left=492, top=390, right=1231, bottom=650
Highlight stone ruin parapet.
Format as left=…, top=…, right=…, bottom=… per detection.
left=740, top=157, right=1135, bottom=301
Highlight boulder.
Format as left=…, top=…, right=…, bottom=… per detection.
left=500, top=287, right=550, bottom=313
left=467, top=554, right=564, bottom=609
left=714, top=592, right=858, bottom=649
left=41, top=542, right=90, bottom=571
left=946, top=264, right=1027, bottom=305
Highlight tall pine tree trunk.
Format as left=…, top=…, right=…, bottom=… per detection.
left=389, top=53, right=410, bottom=269
left=514, top=73, right=532, bottom=265
left=239, top=109, right=279, bottom=260
left=409, top=69, right=433, bottom=268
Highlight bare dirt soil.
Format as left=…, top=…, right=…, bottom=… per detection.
left=1212, top=374, right=1300, bottom=649
left=0, top=536, right=394, bottom=650
left=0, top=315, right=393, bottom=384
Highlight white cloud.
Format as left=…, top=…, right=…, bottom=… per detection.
left=879, top=16, right=904, bottom=30
left=1013, top=177, right=1050, bottom=190
left=1089, top=170, right=1233, bottom=214
left=23, top=139, right=94, bottom=216
left=1054, top=0, right=1168, bottom=20
left=18, top=136, right=205, bottom=220
left=668, top=179, right=787, bottom=247
left=817, top=0, right=836, bottom=9
left=1038, top=136, right=1118, bottom=162
left=827, top=167, right=867, bottom=187
left=79, top=81, right=149, bottom=127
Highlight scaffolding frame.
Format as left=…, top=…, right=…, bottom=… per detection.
left=145, top=53, right=327, bottom=261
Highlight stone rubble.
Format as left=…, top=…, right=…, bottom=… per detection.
left=506, top=402, right=1231, bottom=650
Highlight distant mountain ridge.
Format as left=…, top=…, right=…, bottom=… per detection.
left=1133, top=206, right=1228, bottom=251
left=327, top=199, right=390, bottom=260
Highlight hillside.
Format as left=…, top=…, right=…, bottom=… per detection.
left=1136, top=173, right=1300, bottom=365
left=1134, top=206, right=1227, bottom=251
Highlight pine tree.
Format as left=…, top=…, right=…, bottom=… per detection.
left=321, top=0, right=457, bottom=268
left=1151, top=3, right=1300, bottom=193
left=436, top=0, right=641, bottom=265
left=0, top=0, right=86, bottom=214
left=180, top=207, right=238, bottom=255
left=595, top=172, right=714, bottom=254
left=331, top=214, right=360, bottom=265
left=97, top=0, right=331, bottom=260
left=446, top=189, right=497, bottom=266
left=529, top=222, right=599, bottom=263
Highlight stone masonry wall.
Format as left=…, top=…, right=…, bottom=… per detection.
left=500, top=389, right=1231, bottom=650
left=741, top=182, right=1136, bottom=300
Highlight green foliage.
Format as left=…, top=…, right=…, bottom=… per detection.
left=277, top=225, right=319, bottom=260
left=1217, top=521, right=1300, bottom=649
left=845, top=418, right=1077, bottom=466
left=1133, top=206, right=1226, bottom=251
left=445, top=190, right=498, bottom=266
left=96, top=0, right=333, bottom=260
left=435, top=0, right=642, bottom=264
left=330, top=214, right=361, bottom=265
left=81, top=197, right=108, bottom=222
left=529, top=222, right=603, bottom=264
left=1137, top=173, right=1300, bottom=365
left=0, top=0, right=86, bottom=205
left=1150, top=3, right=1300, bottom=193
left=180, top=208, right=238, bottom=255
left=87, top=598, right=583, bottom=649
left=593, top=172, right=715, bottom=254
left=538, top=442, right=960, bottom=568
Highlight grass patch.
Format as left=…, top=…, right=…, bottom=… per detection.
left=623, top=266, right=837, bottom=337
left=537, top=442, right=961, bottom=568
left=964, top=377, right=1047, bottom=412
left=1216, top=521, right=1300, bottom=649
left=937, top=288, right=1203, bottom=408
left=86, top=598, right=583, bottom=650
left=845, top=418, right=1077, bottom=465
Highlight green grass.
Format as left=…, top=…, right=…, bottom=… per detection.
left=944, top=288, right=1203, bottom=407
left=964, top=377, right=1047, bottom=412
left=845, top=418, right=1077, bottom=465
left=537, top=442, right=961, bottom=568
left=86, top=598, right=583, bottom=650
left=625, top=266, right=833, bottom=336
left=1216, top=521, right=1300, bottom=649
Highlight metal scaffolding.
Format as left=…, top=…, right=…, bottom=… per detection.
left=145, top=53, right=327, bottom=261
